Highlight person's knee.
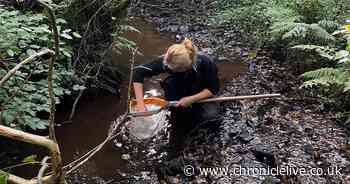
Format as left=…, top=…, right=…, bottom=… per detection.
left=200, top=103, right=220, bottom=121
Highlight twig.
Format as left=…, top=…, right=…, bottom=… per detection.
left=68, top=65, right=93, bottom=120
left=64, top=114, right=128, bottom=175
left=65, top=138, right=109, bottom=175
left=73, top=0, right=113, bottom=68
left=126, top=48, right=137, bottom=114
left=77, top=0, right=99, bottom=15
left=37, top=156, right=50, bottom=184
left=0, top=49, right=54, bottom=87
left=0, top=162, right=41, bottom=171
left=139, top=2, right=182, bottom=11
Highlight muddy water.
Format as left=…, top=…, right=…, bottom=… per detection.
left=55, top=18, right=247, bottom=182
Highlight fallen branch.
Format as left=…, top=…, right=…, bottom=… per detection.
left=0, top=125, right=58, bottom=184
left=0, top=49, right=54, bottom=87
left=7, top=173, right=52, bottom=184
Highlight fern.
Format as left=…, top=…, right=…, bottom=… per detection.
left=302, top=68, right=341, bottom=80
left=282, top=23, right=309, bottom=40
left=292, top=45, right=335, bottom=60
left=271, top=21, right=335, bottom=45
left=292, top=44, right=350, bottom=63
left=318, top=20, right=341, bottom=33
left=266, top=5, right=301, bottom=24
left=301, top=67, right=350, bottom=92
left=344, top=81, right=350, bottom=92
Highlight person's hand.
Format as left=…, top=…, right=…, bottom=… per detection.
left=176, top=96, right=195, bottom=108
left=136, top=101, right=147, bottom=112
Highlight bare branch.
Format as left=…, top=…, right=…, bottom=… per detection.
left=38, top=156, right=51, bottom=184
left=0, top=125, right=59, bottom=183
left=69, top=65, right=93, bottom=120
left=126, top=48, right=137, bottom=114
left=0, top=125, right=59, bottom=162
left=7, top=173, right=52, bottom=184
left=0, top=49, right=54, bottom=87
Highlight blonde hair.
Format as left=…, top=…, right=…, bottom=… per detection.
left=164, top=38, right=198, bottom=72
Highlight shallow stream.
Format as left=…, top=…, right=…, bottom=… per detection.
left=54, top=17, right=247, bottom=182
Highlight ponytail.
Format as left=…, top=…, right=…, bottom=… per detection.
left=182, top=38, right=198, bottom=63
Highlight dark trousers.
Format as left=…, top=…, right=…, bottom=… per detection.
left=161, top=75, right=221, bottom=158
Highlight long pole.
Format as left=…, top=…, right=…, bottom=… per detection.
left=198, top=93, right=281, bottom=103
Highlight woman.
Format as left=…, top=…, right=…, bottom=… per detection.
left=132, top=38, right=221, bottom=153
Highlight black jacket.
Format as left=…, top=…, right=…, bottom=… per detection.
left=133, top=54, right=220, bottom=98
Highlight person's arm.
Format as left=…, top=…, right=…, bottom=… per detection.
left=176, top=88, right=213, bottom=107
left=133, top=82, right=147, bottom=111
left=132, top=58, right=165, bottom=112
left=177, top=55, right=219, bottom=107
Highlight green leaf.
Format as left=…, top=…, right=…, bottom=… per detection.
left=30, top=45, right=41, bottom=49
left=22, top=155, right=37, bottom=163
left=73, top=84, right=86, bottom=91
left=6, top=49, right=14, bottom=57
left=56, top=18, right=67, bottom=24
left=62, top=29, right=71, bottom=33
left=62, top=50, right=72, bottom=58
left=344, top=81, right=350, bottom=92
left=338, top=58, right=349, bottom=64
left=335, top=50, right=349, bottom=60
left=39, top=36, right=49, bottom=41
left=0, top=172, right=8, bottom=184
left=72, top=32, right=82, bottom=38
left=2, top=110, right=16, bottom=124
left=60, top=33, right=73, bottom=40
left=24, top=85, right=36, bottom=92
left=26, top=49, right=37, bottom=56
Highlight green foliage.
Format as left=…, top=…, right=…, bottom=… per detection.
left=299, top=26, right=350, bottom=123
left=213, top=0, right=350, bottom=123
left=271, top=22, right=335, bottom=45
left=22, top=154, right=38, bottom=164
left=213, top=0, right=348, bottom=48
left=112, top=25, right=139, bottom=54
left=300, top=27, right=350, bottom=91
left=211, top=0, right=271, bottom=46
left=318, top=20, right=341, bottom=33
left=0, top=171, right=8, bottom=184
left=295, top=0, right=324, bottom=23
left=301, top=68, right=349, bottom=91
left=0, top=7, right=80, bottom=130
